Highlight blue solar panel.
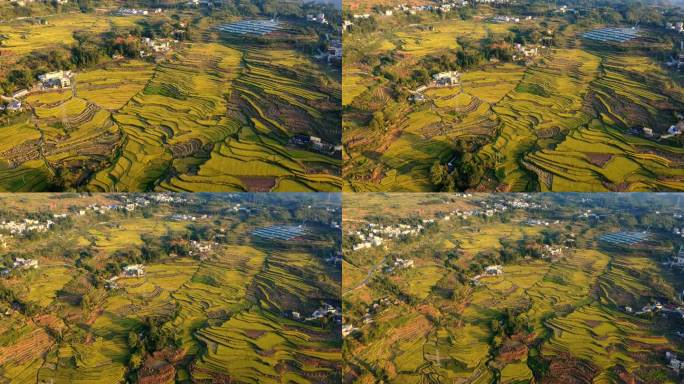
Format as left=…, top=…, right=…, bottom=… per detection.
left=582, top=27, right=639, bottom=43
left=252, top=225, right=306, bottom=240
left=599, top=231, right=648, bottom=245
left=217, top=19, right=282, bottom=36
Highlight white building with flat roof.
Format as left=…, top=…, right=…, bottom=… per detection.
left=433, top=71, right=460, bottom=86
left=39, top=71, right=72, bottom=88
left=123, top=264, right=145, bottom=277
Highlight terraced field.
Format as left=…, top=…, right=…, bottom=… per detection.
left=345, top=63, right=525, bottom=191
left=478, top=49, right=601, bottom=192
left=522, top=55, right=684, bottom=191
left=151, top=47, right=341, bottom=193
left=0, top=14, right=111, bottom=69
left=343, top=193, right=684, bottom=383
left=0, top=90, right=121, bottom=191
left=0, top=18, right=341, bottom=192
left=0, top=194, right=342, bottom=383
left=343, top=18, right=684, bottom=192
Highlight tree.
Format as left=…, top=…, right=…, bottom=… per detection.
left=449, top=153, right=483, bottom=190
left=238, top=2, right=260, bottom=16
left=458, top=7, right=472, bottom=20
left=603, top=9, right=623, bottom=24
left=71, top=43, right=102, bottom=67
left=129, top=352, right=143, bottom=369
left=77, top=0, right=91, bottom=12
left=459, top=159, right=483, bottom=189
left=159, top=22, right=174, bottom=37
left=7, top=69, right=32, bottom=90
left=128, top=331, right=140, bottom=349
left=530, top=30, right=542, bottom=44
left=23, top=301, right=40, bottom=317
left=411, top=67, right=429, bottom=85
left=430, top=161, right=448, bottom=187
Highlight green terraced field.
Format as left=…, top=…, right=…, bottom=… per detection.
left=0, top=193, right=342, bottom=384
left=343, top=15, right=684, bottom=192
left=0, top=15, right=341, bottom=192
left=343, top=193, right=684, bottom=383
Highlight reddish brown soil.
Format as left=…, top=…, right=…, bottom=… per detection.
left=138, top=359, right=176, bottom=384
left=0, top=328, right=52, bottom=365
left=244, top=330, right=266, bottom=338
left=540, top=352, right=598, bottom=384
left=586, top=152, right=612, bottom=167
left=240, top=176, right=276, bottom=192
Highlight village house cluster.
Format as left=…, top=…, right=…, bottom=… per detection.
left=433, top=71, right=461, bottom=87
left=665, top=246, right=684, bottom=268
left=489, top=15, right=534, bottom=24
left=383, top=257, right=414, bottom=274
left=541, top=244, right=566, bottom=259
left=524, top=218, right=560, bottom=226
left=8, top=0, right=67, bottom=7
left=189, top=240, right=218, bottom=260
left=344, top=0, right=516, bottom=31
left=438, top=195, right=542, bottom=220
left=577, top=209, right=600, bottom=220
left=666, top=351, right=683, bottom=374
left=507, top=196, right=541, bottom=209
left=139, top=37, right=179, bottom=62
left=290, top=135, right=342, bottom=155
left=106, top=264, right=145, bottom=289
left=410, top=71, right=461, bottom=103
left=1, top=257, right=39, bottom=278
left=170, top=213, right=200, bottom=221
left=639, top=115, right=684, bottom=138
left=0, top=219, right=54, bottom=235
left=115, top=7, right=163, bottom=16
left=124, top=264, right=145, bottom=277
left=343, top=297, right=399, bottom=337
left=38, top=70, right=72, bottom=89
left=228, top=203, right=251, bottom=214
left=512, top=43, right=543, bottom=63
left=61, top=194, right=187, bottom=217
left=666, top=21, right=684, bottom=33
left=289, top=302, right=341, bottom=324
left=306, top=13, right=328, bottom=24
left=351, top=222, right=424, bottom=251
left=12, top=257, right=37, bottom=270
left=478, top=202, right=510, bottom=217
left=1, top=70, right=73, bottom=113
left=80, top=202, right=127, bottom=215
left=0, top=194, right=184, bottom=239
left=623, top=296, right=684, bottom=325
left=148, top=193, right=190, bottom=205
left=350, top=195, right=547, bottom=251
left=556, top=5, right=578, bottom=14
left=316, top=39, right=342, bottom=64
left=471, top=264, right=503, bottom=285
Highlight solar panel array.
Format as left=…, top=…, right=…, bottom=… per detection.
left=582, top=27, right=639, bottom=43
left=252, top=225, right=306, bottom=240
left=217, top=19, right=282, bottom=36
left=599, top=231, right=649, bottom=245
